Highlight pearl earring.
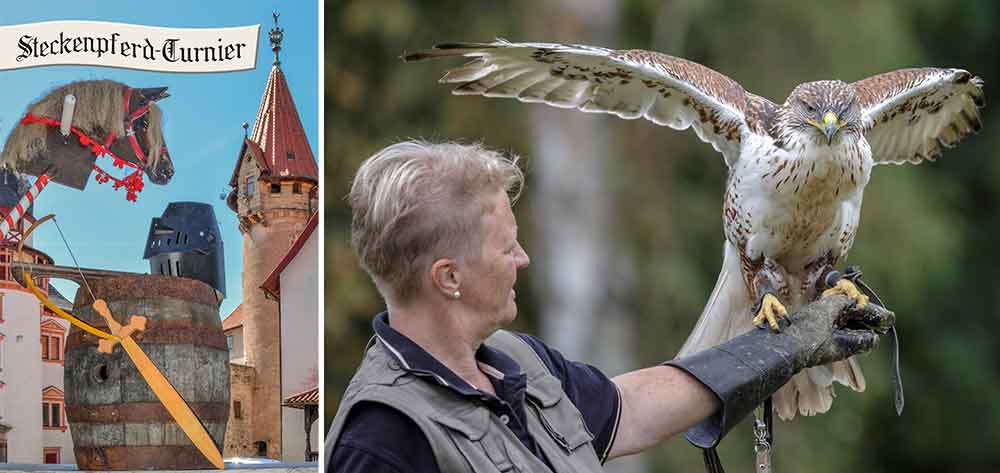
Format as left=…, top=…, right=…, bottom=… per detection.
left=451, top=290, right=461, bottom=300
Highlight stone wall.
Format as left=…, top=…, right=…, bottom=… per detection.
left=224, top=362, right=256, bottom=458
left=234, top=158, right=262, bottom=218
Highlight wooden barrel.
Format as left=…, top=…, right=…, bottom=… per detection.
left=64, top=275, right=229, bottom=470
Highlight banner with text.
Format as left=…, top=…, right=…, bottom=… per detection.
left=0, top=21, right=259, bottom=72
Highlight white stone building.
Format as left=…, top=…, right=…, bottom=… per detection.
left=0, top=236, right=74, bottom=464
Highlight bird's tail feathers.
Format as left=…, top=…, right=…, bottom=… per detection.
left=773, top=357, right=866, bottom=420
left=834, top=357, right=866, bottom=392
left=678, top=241, right=753, bottom=357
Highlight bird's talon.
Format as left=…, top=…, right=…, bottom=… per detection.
left=822, top=279, right=869, bottom=309
left=753, top=293, right=788, bottom=332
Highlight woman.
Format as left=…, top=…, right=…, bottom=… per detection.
left=327, top=140, right=892, bottom=473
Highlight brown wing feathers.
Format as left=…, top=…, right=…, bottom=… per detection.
left=404, top=41, right=770, bottom=164
left=852, top=68, right=985, bottom=164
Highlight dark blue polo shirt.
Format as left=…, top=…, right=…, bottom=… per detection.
left=329, top=313, right=622, bottom=473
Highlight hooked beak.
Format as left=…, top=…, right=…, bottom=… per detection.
left=822, top=111, right=839, bottom=145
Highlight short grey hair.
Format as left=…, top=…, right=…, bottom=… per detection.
left=350, top=140, right=524, bottom=302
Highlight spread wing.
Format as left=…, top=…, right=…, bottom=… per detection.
left=852, top=68, right=985, bottom=165
left=404, top=40, right=775, bottom=166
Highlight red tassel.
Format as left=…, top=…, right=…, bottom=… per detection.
left=24, top=113, right=145, bottom=202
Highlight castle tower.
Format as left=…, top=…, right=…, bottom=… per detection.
left=225, top=13, right=318, bottom=460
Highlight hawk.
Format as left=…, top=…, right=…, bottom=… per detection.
left=404, top=40, right=985, bottom=420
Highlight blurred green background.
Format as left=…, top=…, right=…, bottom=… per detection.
left=327, top=1, right=1000, bottom=471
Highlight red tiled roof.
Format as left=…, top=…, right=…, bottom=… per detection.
left=243, top=139, right=267, bottom=171
left=222, top=304, right=244, bottom=331
left=282, top=386, right=318, bottom=408
left=261, top=212, right=318, bottom=300
left=230, top=64, right=317, bottom=186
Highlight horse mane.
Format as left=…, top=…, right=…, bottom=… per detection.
left=1, top=79, right=166, bottom=171
left=144, top=100, right=166, bottom=169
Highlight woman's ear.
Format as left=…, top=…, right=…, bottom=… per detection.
left=430, top=258, right=461, bottom=298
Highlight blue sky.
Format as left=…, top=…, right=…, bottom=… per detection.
left=0, top=1, right=319, bottom=319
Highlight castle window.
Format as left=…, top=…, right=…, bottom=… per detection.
left=287, top=151, right=295, bottom=161
left=42, top=402, right=62, bottom=428
left=293, top=182, right=302, bottom=194
left=270, top=182, right=281, bottom=193
left=43, top=448, right=60, bottom=464
left=234, top=400, right=243, bottom=419
left=41, top=320, right=65, bottom=363
left=226, top=335, right=233, bottom=351
left=41, top=334, right=61, bottom=362
left=42, top=387, right=66, bottom=431
left=245, top=176, right=255, bottom=197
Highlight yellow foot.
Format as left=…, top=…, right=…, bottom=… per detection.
left=822, top=279, right=869, bottom=309
left=752, top=293, right=788, bottom=332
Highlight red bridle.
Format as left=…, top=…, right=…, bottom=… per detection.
left=19, top=87, right=157, bottom=202
left=121, top=86, right=153, bottom=166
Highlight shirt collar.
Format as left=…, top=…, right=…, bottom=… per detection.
left=372, top=312, right=525, bottom=397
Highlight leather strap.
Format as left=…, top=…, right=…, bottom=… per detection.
left=121, top=87, right=151, bottom=165
left=702, top=447, right=726, bottom=473
left=839, top=266, right=904, bottom=415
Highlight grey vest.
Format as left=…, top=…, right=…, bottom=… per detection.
left=326, top=330, right=607, bottom=472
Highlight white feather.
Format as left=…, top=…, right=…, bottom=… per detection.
left=678, top=241, right=753, bottom=356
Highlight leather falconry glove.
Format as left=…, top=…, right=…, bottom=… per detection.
left=666, top=294, right=895, bottom=448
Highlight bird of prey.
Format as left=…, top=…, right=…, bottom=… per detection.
left=404, top=40, right=985, bottom=420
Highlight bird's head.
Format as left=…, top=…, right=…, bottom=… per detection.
left=779, top=80, right=862, bottom=146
